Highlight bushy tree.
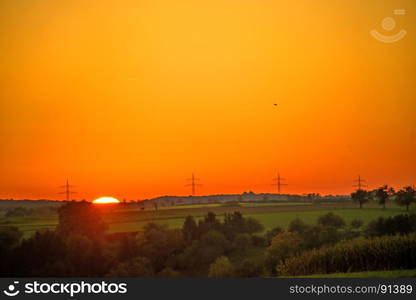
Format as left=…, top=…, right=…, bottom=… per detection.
left=365, top=214, right=416, bottom=237
left=221, top=212, right=263, bottom=240
left=288, top=218, right=310, bottom=234
left=198, top=212, right=221, bottom=236
left=372, top=185, right=394, bottom=209
left=199, top=230, right=230, bottom=258
left=137, top=223, right=184, bottom=272
left=351, top=189, right=369, bottom=209
left=179, top=230, right=230, bottom=274
left=244, top=217, right=264, bottom=234
left=235, top=258, right=264, bottom=277
left=8, top=230, right=67, bottom=276
left=395, top=186, right=416, bottom=211
left=317, top=212, right=345, bottom=228
left=107, top=257, right=154, bottom=277
left=0, top=227, right=23, bottom=275
left=232, top=233, right=251, bottom=251
left=208, top=256, right=234, bottom=278
left=157, top=267, right=182, bottom=278
left=264, top=226, right=284, bottom=245
left=301, top=225, right=341, bottom=249
left=0, top=226, right=22, bottom=250
left=118, top=234, right=139, bottom=262
left=57, top=201, right=108, bottom=239
left=350, top=218, right=364, bottom=229
left=266, top=232, right=302, bottom=275
left=182, top=216, right=198, bottom=243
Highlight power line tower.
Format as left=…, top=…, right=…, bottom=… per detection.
left=58, top=179, right=77, bottom=201
left=353, top=175, right=367, bottom=190
left=186, top=173, right=202, bottom=196
left=272, top=172, right=287, bottom=194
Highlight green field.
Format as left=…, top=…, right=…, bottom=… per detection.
left=159, top=202, right=311, bottom=210
left=244, top=207, right=406, bottom=231
left=107, top=206, right=406, bottom=234
left=0, top=202, right=410, bottom=238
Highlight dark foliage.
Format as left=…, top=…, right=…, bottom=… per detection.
left=317, top=212, right=345, bottom=228
left=57, top=201, right=108, bottom=240
left=366, top=214, right=416, bottom=237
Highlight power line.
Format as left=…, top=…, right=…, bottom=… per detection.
left=186, top=173, right=202, bottom=196
left=58, top=179, right=77, bottom=201
left=353, top=175, right=367, bottom=190
left=272, top=172, right=287, bottom=194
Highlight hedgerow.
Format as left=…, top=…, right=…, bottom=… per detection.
left=277, top=234, right=416, bottom=276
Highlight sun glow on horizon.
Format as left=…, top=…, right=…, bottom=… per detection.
left=92, top=197, right=120, bottom=204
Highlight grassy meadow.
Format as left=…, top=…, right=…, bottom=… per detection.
left=0, top=202, right=411, bottom=238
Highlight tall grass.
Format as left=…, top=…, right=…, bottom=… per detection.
left=277, top=234, right=416, bottom=276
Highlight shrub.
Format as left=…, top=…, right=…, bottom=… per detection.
left=301, top=225, right=342, bottom=249
left=395, top=186, right=416, bottom=211
left=264, top=226, right=284, bottom=245
left=222, top=212, right=264, bottom=239
left=365, top=214, right=416, bottom=237
left=235, top=258, right=264, bottom=277
left=233, top=233, right=251, bottom=250
left=350, top=218, right=364, bottom=229
left=288, top=218, right=310, bottom=234
left=317, top=213, right=345, bottom=228
left=178, top=230, right=230, bottom=273
left=251, top=235, right=267, bottom=247
left=266, top=232, right=302, bottom=275
left=182, top=216, right=198, bottom=243
left=107, top=257, right=154, bottom=277
left=157, top=267, right=182, bottom=278
left=208, top=256, right=234, bottom=277
left=0, top=226, right=23, bottom=250
left=57, top=202, right=108, bottom=239
left=277, top=234, right=416, bottom=276
left=351, top=189, right=370, bottom=209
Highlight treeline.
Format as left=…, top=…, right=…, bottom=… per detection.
left=351, top=185, right=416, bottom=210
left=0, top=202, right=266, bottom=277
left=1, top=202, right=416, bottom=277
left=1, top=206, right=57, bottom=217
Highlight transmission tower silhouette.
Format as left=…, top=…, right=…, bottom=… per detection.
left=186, top=173, right=202, bottom=196
left=272, top=172, right=287, bottom=194
left=58, top=179, right=77, bottom=201
left=353, top=175, right=367, bottom=190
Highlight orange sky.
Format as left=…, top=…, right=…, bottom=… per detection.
left=1, top=0, right=415, bottom=200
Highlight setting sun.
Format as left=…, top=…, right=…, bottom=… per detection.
left=92, top=197, right=120, bottom=204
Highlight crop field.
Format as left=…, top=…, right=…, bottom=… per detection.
left=0, top=202, right=411, bottom=238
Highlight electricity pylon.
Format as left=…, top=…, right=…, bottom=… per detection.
left=353, top=175, right=367, bottom=190
left=272, top=172, right=287, bottom=194
left=186, top=173, right=202, bottom=196
left=58, top=179, right=77, bottom=201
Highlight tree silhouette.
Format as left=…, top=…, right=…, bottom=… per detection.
left=182, top=216, right=198, bottom=243
left=351, top=189, right=369, bottom=209
left=372, top=185, right=395, bottom=209
left=57, top=201, right=108, bottom=239
left=395, top=186, right=416, bottom=212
